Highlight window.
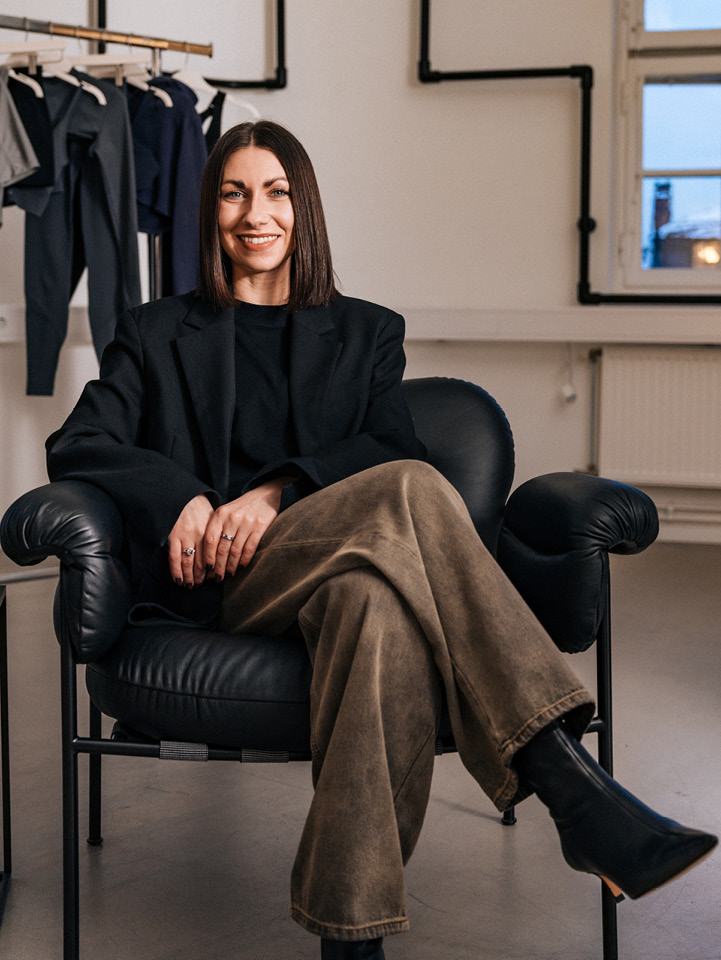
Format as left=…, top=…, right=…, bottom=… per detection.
left=615, top=0, right=721, bottom=290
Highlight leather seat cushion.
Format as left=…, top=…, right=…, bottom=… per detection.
left=86, top=623, right=314, bottom=753
left=86, top=622, right=455, bottom=753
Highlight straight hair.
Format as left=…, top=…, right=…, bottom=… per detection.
left=197, top=120, right=337, bottom=312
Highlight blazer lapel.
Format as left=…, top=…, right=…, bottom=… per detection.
left=175, top=302, right=236, bottom=496
left=289, top=306, right=343, bottom=453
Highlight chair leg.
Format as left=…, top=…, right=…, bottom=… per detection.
left=595, top=590, right=619, bottom=960
left=61, top=635, right=80, bottom=960
left=0, top=587, right=11, bottom=925
left=88, top=702, right=103, bottom=846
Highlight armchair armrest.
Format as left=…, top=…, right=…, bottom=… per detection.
left=1, top=481, right=132, bottom=662
left=497, top=472, right=659, bottom=653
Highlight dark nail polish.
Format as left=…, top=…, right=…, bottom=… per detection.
left=206, top=564, right=214, bottom=573
left=175, top=578, right=182, bottom=586
left=214, top=574, right=223, bottom=583
left=183, top=582, right=193, bottom=590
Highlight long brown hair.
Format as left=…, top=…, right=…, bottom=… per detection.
left=197, top=120, right=337, bottom=311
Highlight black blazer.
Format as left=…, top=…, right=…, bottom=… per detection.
left=46, top=292, right=426, bottom=610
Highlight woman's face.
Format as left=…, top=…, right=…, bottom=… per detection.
left=218, top=146, right=296, bottom=304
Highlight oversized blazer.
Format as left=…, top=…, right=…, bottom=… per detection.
left=46, top=291, right=427, bottom=609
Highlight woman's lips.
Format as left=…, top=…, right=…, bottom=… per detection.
left=238, top=234, right=281, bottom=250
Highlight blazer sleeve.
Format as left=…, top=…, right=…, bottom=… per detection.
left=243, top=309, right=428, bottom=500
left=45, top=308, right=219, bottom=545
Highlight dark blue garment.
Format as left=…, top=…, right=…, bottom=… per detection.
left=129, top=77, right=207, bottom=296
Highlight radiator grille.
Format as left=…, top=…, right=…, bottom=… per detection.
left=598, top=346, right=721, bottom=487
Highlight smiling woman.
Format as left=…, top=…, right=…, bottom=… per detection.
left=198, top=120, right=337, bottom=312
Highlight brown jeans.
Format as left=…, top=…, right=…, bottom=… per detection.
left=218, top=460, right=594, bottom=941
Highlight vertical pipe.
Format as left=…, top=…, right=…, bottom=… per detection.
left=96, top=0, right=106, bottom=53
left=575, top=67, right=596, bottom=302
left=420, top=0, right=431, bottom=76
left=588, top=348, right=602, bottom=474
left=276, top=0, right=287, bottom=87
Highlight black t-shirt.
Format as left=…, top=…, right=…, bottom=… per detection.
left=228, top=301, right=297, bottom=500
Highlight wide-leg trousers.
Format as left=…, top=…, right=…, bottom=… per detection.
left=218, top=460, right=595, bottom=941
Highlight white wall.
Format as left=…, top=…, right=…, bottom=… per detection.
left=1, top=1, right=712, bottom=568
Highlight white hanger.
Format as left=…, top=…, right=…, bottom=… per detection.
left=171, top=67, right=216, bottom=95
left=41, top=62, right=107, bottom=106
left=76, top=53, right=173, bottom=107
left=172, top=67, right=261, bottom=118
left=7, top=67, right=44, bottom=98
left=0, top=39, right=66, bottom=55
left=129, top=76, right=174, bottom=107
left=2, top=39, right=66, bottom=75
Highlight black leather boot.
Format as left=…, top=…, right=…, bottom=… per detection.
left=320, top=937, right=386, bottom=959
left=515, top=721, right=718, bottom=901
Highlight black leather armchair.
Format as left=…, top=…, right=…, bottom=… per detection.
left=0, top=377, right=659, bottom=960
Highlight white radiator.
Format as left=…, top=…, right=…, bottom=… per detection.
left=597, top=345, right=721, bottom=488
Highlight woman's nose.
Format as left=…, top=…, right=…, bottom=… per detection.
left=243, top=195, right=269, bottom=226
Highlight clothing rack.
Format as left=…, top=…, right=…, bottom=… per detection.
left=0, top=14, right=212, bottom=71
left=0, top=13, right=213, bottom=300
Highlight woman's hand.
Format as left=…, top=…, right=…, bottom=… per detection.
left=204, top=477, right=293, bottom=579
left=168, top=494, right=215, bottom=587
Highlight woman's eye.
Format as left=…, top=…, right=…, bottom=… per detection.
left=222, top=190, right=243, bottom=200
left=271, top=188, right=289, bottom=198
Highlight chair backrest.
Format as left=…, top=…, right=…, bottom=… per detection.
left=0, top=377, right=515, bottom=663
left=402, top=377, right=514, bottom=554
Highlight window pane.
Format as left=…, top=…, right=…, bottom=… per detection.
left=642, top=177, right=721, bottom=269
left=643, top=83, right=721, bottom=170
left=645, top=0, right=721, bottom=31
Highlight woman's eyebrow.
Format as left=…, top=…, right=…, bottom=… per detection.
left=221, top=177, right=289, bottom=188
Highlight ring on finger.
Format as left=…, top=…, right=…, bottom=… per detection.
left=220, top=532, right=235, bottom=542
left=182, top=547, right=196, bottom=557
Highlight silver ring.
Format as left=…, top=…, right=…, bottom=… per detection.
left=182, top=547, right=196, bottom=557
left=220, top=532, right=234, bottom=542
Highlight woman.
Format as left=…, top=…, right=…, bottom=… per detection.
left=46, top=121, right=716, bottom=959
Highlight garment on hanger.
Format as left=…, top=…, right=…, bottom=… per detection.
left=8, top=71, right=141, bottom=395
left=197, top=89, right=261, bottom=151
left=128, top=75, right=207, bottom=296
left=4, top=71, right=54, bottom=191
left=0, top=68, right=39, bottom=225
left=197, top=89, right=225, bottom=150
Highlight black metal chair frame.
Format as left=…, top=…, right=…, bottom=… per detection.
left=53, top=588, right=620, bottom=959
left=0, top=586, right=10, bottom=926
left=55, top=590, right=618, bottom=960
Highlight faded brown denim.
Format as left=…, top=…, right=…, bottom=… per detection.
left=218, top=460, right=595, bottom=941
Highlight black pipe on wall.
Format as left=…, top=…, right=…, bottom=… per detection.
left=98, top=0, right=286, bottom=89
left=419, top=0, right=721, bottom=306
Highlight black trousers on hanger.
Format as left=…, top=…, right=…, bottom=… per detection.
left=17, top=76, right=140, bottom=396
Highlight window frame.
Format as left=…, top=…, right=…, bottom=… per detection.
left=614, top=1, right=721, bottom=292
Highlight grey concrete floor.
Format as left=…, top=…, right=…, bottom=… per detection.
left=1, top=541, right=720, bottom=959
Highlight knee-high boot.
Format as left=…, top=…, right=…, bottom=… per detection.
left=515, top=721, right=718, bottom=901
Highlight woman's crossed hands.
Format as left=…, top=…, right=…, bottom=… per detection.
left=168, top=477, right=292, bottom=587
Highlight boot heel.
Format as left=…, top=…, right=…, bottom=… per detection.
left=599, top=876, right=625, bottom=903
